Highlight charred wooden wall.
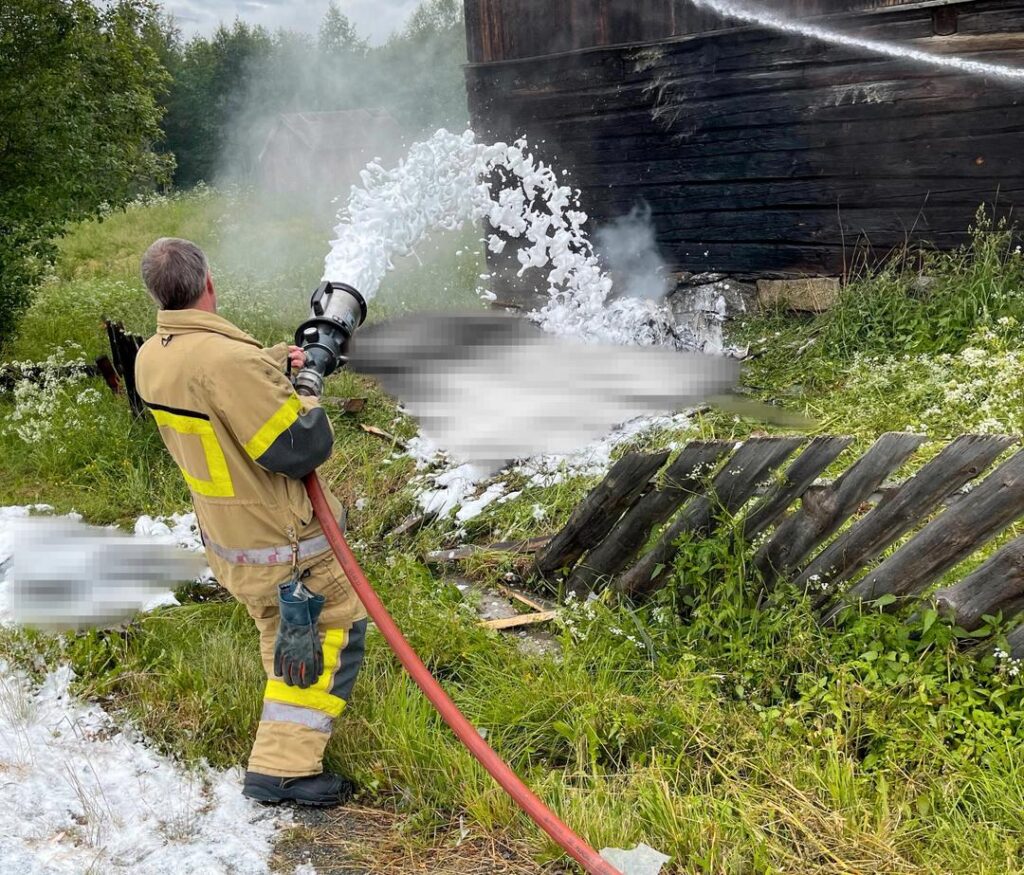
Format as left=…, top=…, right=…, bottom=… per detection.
left=464, top=0, right=1024, bottom=281
left=464, top=0, right=923, bottom=63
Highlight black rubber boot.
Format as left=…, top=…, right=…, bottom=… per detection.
left=242, top=771, right=356, bottom=807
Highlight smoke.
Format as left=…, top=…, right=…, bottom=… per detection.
left=595, top=204, right=672, bottom=301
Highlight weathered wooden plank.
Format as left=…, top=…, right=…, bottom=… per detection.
left=823, top=449, right=1024, bottom=622
left=481, top=611, right=558, bottom=631
left=801, top=434, right=1015, bottom=601
left=534, top=450, right=671, bottom=578
left=936, top=535, right=1024, bottom=631
left=1007, top=617, right=1024, bottom=660
left=616, top=437, right=804, bottom=599
left=755, top=432, right=925, bottom=589
left=565, top=440, right=733, bottom=596
left=743, top=436, right=854, bottom=541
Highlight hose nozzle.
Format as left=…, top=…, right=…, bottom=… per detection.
left=293, top=281, right=367, bottom=396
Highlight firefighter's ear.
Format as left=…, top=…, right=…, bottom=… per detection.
left=206, top=272, right=217, bottom=309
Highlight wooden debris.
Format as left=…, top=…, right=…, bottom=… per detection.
left=360, top=424, right=406, bottom=450
left=534, top=450, right=671, bottom=579
left=323, top=396, right=367, bottom=413
left=481, top=611, right=557, bottom=630
left=94, top=355, right=121, bottom=394
left=743, top=435, right=853, bottom=541
left=616, top=436, right=803, bottom=598
left=104, top=319, right=144, bottom=416
left=936, top=535, right=1024, bottom=631
left=803, top=434, right=1014, bottom=603
left=755, top=432, right=924, bottom=590
left=497, top=585, right=553, bottom=613
left=425, top=535, right=552, bottom=565
left=824, top=449, right=1024, bottom=623
left=388, top=511, right=438, bottom=539
left=565, top=440, right=732, bottom=597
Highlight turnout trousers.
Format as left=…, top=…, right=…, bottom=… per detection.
left=241, top=551, right=367, bottom=778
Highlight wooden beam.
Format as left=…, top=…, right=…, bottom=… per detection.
left=615, top=436, right=803, bottom=599
left=802, top=433, right=1014, bottom=603
left=534, top=450, right=671, bottom=579
left=936, top=535, right=1024, bottom=631
left=564, top=440, right=733, bottom=596
left=743, top=435, right=854, bottom=541
left=755, top=432, right=925, bottom=590
left=823, top=449, right=1024, bottom=623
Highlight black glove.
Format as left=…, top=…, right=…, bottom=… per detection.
left=274, top=577, right=325, bottom=688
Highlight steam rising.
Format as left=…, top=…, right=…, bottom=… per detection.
left=595, top=203, right=672, bottom=301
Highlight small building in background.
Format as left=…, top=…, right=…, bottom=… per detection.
left=257, top=109, right=402, bottom=196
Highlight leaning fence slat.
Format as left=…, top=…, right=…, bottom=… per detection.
left=534, top=450, right=671, bottom=579
left=564, top=440, right=733, bottom=597
left=936, top=535, right=1024, bottom=631
left=802, top=434, right=1015, bottom=603
left=615, top=437, right=803, bottom=599
left=755, top=432, right=925, bottom=590
left=823, top=449, right=1024, bottom=623
left=743, top=435, right=853, bottom=541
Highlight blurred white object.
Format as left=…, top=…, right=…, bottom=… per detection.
left=351, top=313, right=740, bottom=467
left=600, top=843, right=671, bottom=875
left=5, top=515, right=207, bottom=632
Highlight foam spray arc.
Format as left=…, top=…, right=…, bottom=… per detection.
left=322, top=129, right=714, bottom=350
left=690, top=0, right=1024, bottom=82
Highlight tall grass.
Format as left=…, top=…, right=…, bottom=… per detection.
left=4, top=193, right=1024, bottom=872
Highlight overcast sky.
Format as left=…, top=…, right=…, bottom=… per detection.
left=162, top=0, right=422, bottom=45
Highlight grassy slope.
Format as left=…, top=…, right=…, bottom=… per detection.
left=3, top=194, right=1024, bottom=873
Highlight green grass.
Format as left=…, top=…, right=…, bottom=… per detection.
left=4, top=191, right=1024, bottom=873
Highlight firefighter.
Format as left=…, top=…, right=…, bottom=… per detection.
left=135, top=237, right=367, bottom=806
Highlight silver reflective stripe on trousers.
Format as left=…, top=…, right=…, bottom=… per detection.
left=261, top=700, right=334, bottom=733
left=203, top=515, right=346, bottom=566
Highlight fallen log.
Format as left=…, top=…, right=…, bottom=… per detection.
left=564, top=440, right=732, bottom=596
left=936, top=535, right=1024, bottom=631
left=534, top=450, right=671, bottom=579
left=1007, top=619, right=1024, bottom=660
left=823, top=449, right=1024, bottom=623
left=755, top=432, right=925, bottom=590
left=615, top=436, right=803, bottom=599
left=742, top=435, right=853, bottom=541
left=803, top=434, right=1014, bottom=604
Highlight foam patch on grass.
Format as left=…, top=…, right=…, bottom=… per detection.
left=0, top=662, right=285, bottom=874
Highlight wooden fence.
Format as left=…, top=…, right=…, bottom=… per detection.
left=534, top=433, right=1024, bottom=657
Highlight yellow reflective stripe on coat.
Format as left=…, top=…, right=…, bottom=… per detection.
left=149, top=408, right=235, bottom=498
left=244, top=394, right=303, bottom=461
left=264, top=628, right=347, bottom=717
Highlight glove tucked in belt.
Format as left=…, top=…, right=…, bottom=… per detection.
left=274, top=576, right=325, bottom=688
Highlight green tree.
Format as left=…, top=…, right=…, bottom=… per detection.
left=0, top=0, right=171, bottom=344
left=318, top=2, right=367, bottom=56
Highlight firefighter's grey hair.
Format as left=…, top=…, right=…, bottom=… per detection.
left=141, top=237, right=209, bottom=310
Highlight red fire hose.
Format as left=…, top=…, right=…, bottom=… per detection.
left=304, top=472, right=621, bottom=875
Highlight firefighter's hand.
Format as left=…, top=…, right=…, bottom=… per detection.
left=274, top=579, right=325, bottom=688
left=288, top=345, right=306, bottom=371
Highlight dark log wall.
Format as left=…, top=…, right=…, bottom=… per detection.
left=464, top=0, right=1024, bottom=280
left=464, top=0, right=923, bottom=63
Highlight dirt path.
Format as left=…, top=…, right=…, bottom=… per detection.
left=271, top=804, right=543, bottom=874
